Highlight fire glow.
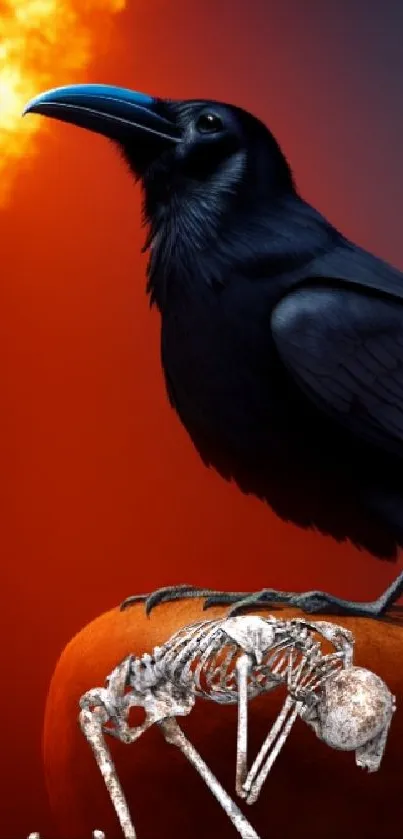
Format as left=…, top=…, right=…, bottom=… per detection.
left=0, top=0, right=126, bottom=202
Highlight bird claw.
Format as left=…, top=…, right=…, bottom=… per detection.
left=207, top=589, right=295, bottom=614
left=120, top=584, right=217, bottom=615
left=120, top=593, right=148, bottom=611
left=120, top=581, right=398, bottom=619
left=228, top=590, right=387, bottom=617
left=203, top=592, right=253, bottom=610
left=287, top=591, right=347, bottom=614
left=286, top=590, right=389, bottom=617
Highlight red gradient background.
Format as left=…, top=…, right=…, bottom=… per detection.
left=2, top=0, right=403, bottom=835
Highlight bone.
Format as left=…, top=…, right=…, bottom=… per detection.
left=77, top=613, right=394, bottom=839
left=159, top=717, right=260, bottom=839
left=245, top=699, right=302, bottom=805
left=235, top=654, right=250, bottom=797
left=169, top=622, right=211, bottom=671
left=242, top=693, right=298, bottom=800
left=162, top=621, right=207, bottom=672
left=194, top=634, right=227, bottom=697
left=355, top=708, right=394, bottom=772
left=301, top=654, right=345, bottom=696
left=207, top=641, right=238, bottom=696
left=222, top=616, right=276, bottom=661
left=79, top=707, right=137, bottom=839
left=267, top=641, right=295, bottom=675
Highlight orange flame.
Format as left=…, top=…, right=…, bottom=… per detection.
left=0, top=0, right=126, bottom=203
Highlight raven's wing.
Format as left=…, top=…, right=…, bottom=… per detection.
left=308, top=240, right=403, bottom=302
left=270, top=242, right=403, bottom=454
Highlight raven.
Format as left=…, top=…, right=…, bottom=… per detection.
left=24, top=84, right=403, bottom=618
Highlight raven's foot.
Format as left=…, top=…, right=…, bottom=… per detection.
left=120, top=570, right=403, bottom=619
left=120, top=584, right=224, bottom=616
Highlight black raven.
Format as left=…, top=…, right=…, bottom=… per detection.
left=24, top=84, right=403, bottom=618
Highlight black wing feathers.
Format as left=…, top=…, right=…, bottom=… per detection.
left=271, top=246, right=403, bottom=454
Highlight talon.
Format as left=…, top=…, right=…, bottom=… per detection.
left=120, top=584, right=218, bottom=616
left=120, top=583, right=397, bottom=621
left=144, top=584, right=204, bottom=615
left=120, top=594, right=149, bottom=611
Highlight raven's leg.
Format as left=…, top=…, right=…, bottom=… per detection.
left=120, top=571, right=403, bottom=618
left=204, top=571, right=403, bottom=617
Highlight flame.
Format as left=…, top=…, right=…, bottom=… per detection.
left=0, top=0, right=126, bottom=203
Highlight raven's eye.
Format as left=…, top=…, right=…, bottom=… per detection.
left=196, top=112, right=224, bottom=134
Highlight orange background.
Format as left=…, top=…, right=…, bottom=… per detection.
left=2, top=0, right=403, bottom=835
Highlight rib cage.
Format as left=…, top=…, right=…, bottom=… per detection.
left=127, top=617, right=344, bottom=705
left=79, top=613, right=396, bottom=839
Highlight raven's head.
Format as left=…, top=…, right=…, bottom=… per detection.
left=23, top=84, right=293, bottom=195
left=23, top=84, right=299, bottom=303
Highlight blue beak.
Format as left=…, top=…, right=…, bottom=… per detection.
left=23, top=83, right=180, bottom=153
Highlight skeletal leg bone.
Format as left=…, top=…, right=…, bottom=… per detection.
left=158, top=716, right=261, bottom=839
left=241, top=645, right=324, bottom=804
left=79, top=707, right=137, bottom=839
left=79, top=658, right=197, bottom=839
left=241, top=694, right=302, bottom=805
left=235, top=654, right=250, bottom=798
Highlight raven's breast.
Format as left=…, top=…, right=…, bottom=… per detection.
left=160, top=281, right=287, bottom=462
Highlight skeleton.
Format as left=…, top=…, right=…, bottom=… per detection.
left=79, top=615, right=395, bottom=839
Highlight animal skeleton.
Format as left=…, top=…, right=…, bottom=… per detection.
left=79, top=615, right=395, bottom=839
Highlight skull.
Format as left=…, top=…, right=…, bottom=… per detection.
left=316, top=666, right=395, bottom=751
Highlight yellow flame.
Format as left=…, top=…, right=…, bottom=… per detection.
left=0, top=0, right=126, bottom=202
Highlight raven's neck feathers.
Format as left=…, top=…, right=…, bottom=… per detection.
left=143, top=176, right=341, bottom=310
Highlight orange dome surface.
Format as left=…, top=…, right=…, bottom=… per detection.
left=43, top=600, right=403, bottom=839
